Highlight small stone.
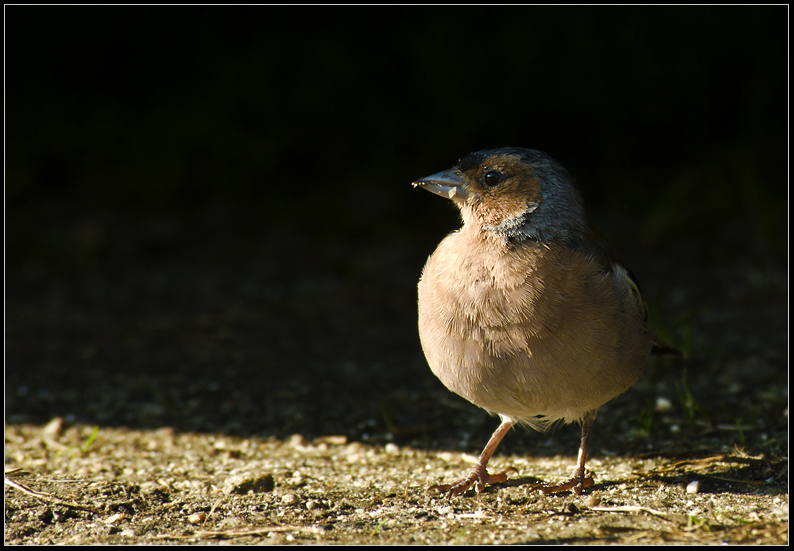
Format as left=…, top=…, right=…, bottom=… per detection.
left=344, top=442, right=366, bottom=454
left=187, top=512, right=206, bottom=524
left=584, top=494, right=601, bottom=508
left=384, top=443, right=400, bottom=455
left=42, top=417, right=65, bottom=439
left=686, top=480, right=700, bottom=494
left=222, top=472, right=275, bottom=495
left=104, top=512, right=126, bottom=524
left=655, top=396, right=673, bottom=412
left=346, top=453, right=362, bottom=463
left=281, top=493, right=300, bottom=506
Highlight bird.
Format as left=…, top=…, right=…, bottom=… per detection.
left=414, top=147, right=655, bottom=497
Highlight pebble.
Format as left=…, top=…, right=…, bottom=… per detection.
left=104, top=512, right=126, bottom=524
left=42, top=417, right=65, bottom=439
left=281, top=493, right=300, bottom=506
left=655, top=397, right=673, bottom=412
left=222, top=472, right=275, bottom=494
left=384, top=443, right=400, bottom=455
left=686, top=480, right=700, bottom=494
left=187, top=512, right=206, bottom=524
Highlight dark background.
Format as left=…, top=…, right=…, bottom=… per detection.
left=6, top=7, right=787, bottom=450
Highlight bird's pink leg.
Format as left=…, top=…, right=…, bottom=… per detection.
left=430, top=418, right=518, bottom=496
left=531, top=409, right=598, bottom=496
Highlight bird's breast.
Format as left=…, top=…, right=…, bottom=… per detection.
left=417, top=230, right=651, bottom=423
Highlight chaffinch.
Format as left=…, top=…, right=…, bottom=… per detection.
left=414, top=147, right=654, bottom=496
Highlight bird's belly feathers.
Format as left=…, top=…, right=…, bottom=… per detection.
left=417, top=235, right=651, bottom=424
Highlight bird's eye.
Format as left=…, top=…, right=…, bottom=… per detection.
left=483, top=170, right=503, bottom=187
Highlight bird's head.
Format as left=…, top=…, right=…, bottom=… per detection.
left=413, top=148, right=588, bottom=242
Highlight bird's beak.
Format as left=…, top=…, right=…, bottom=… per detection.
left=412, top=169, right=470, bottom=201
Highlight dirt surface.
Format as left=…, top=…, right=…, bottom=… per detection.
left=5, top=195, right=788, bottom=545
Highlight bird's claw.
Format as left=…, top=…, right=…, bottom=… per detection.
left=529, top=469, right=594, bottom=496
left=429, top=466, right=518, bottom=497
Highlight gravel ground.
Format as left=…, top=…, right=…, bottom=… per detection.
left=5, top=195, right=788, bottom=545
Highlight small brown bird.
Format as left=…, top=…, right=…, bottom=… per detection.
left=414, top=147, right=653, bottom=496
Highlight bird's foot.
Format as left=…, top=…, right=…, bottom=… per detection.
left=429, top=465, right=518, bottom=497
left=530, top=468, right=594, bottom=496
